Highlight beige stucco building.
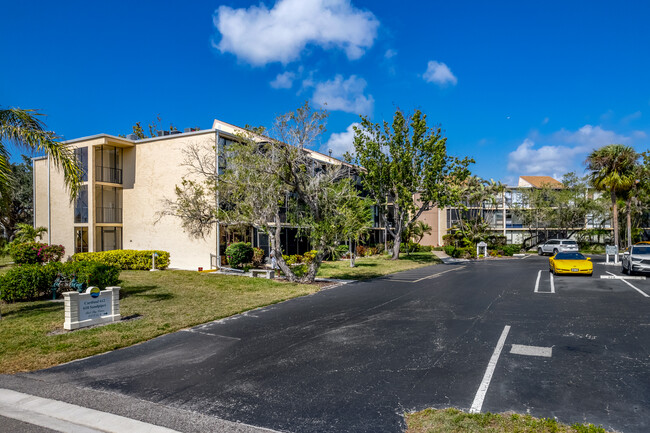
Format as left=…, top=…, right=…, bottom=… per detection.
left=34, top=120, right=357, bottom=270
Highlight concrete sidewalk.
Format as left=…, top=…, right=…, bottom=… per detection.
left=0, top=388, right=180, bottom=433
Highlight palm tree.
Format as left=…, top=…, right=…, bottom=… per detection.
left=586, top=144, right=639, bottom=249
left=13, top=223, right=47, bottom=243
left=0, top=107, right=81, bottom=199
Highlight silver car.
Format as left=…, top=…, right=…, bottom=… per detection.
left=622, top=244, right=650, bottom=275
left=537, top=239, right=579, bottom=256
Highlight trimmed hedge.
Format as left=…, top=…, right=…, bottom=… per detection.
left=0, top=262, right=120, bottom=302
left=71, top=250, right=170, bottom=270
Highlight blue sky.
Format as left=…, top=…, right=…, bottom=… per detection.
left=2, top=0, right=649, bottom=185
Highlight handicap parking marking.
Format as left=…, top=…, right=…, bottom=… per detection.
left=605, top=271, right=650, bottom=298
left=510, top=344, right=552, bottom=358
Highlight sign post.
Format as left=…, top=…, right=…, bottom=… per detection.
left=477, top=241, right=488, bottom=258
left=605, top=245, right=618, bottom=264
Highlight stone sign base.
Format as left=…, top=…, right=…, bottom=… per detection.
left=63, top=287, right=121, bottom=330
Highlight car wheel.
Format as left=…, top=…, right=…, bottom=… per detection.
left=553, top=249, right=559, bottom=255
left=538, top=248, right=543, bottom=256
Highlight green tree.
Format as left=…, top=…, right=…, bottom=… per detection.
left=351, top=109, right=473, bottom=260
left=0, top=107, right=81, bottom=199
left=586, top=144, right=639, bottom=249
left=163, top=102, right=371, bottom=283
left=0, top=156, right=33, bottom=241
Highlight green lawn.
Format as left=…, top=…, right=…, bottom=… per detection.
left=406, top=408, right=611, bottom=433
left=317, top=252, right=442, bottom=280
left=0, top=270, right=318, bottom=374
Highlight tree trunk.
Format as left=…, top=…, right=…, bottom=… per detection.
left=626, top=198, right=632, bottom=248
left=611, top=191, right=619, bottom=249
left=391, top=231, right=401, bottom=260
left=349, top=239, right=355, bottom=267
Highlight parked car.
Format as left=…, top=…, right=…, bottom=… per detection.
left=621, top=244, right=650, bottom=275
left=549, top=252, right=593, bottom=276
left=538, top=239, right=579, bottom=256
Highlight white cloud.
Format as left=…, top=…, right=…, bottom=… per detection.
left=552, top=124, right=631, bottom=148
left=384, top=49, right=397, bottom=59
left=423, top=60, right=457, bottom=86
left=507, top=125, right=634, bottom=177
left=312, top=75, right=374, bottom=115
left=213, top=0, right=380, bottom=66
left=507, top=139, right=579, bottom=177
left=270, top=71, right=296, bottom=89
left=323, top=123, right=359, bottom=158
left=542, top=117, right=550, bottom=125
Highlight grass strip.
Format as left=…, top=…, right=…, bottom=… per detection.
left=0, top=270, right=318, bottom=374
left=406, top=408, right=613, bottom=433
left=317, top=252, right=442, bottom=280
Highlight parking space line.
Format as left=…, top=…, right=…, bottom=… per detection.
left=470, top=325, right=511, bottom=414
left=550, top=273, right=555, bottom=293
left=412, top=266, right=465, bottom=283
left=534, top=270, right=541, bottom=293
left=605, top=271, right=650, bottom=298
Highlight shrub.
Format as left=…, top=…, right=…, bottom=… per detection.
left=502, top=244, right=522, bottom=256
left=302, top=250, right=317, bottom=263
left=356, top=245, right=367, bottom=257
left=9, top=242, right=65, bottom=265
left=72, top=249, right=170, bottom=270
left=0, top=262, right=120, bottom=302
left=225, top=242, right=254, bottom=269
left=252, top=247, right=265, bottom=268
left=337, top=245, right=350, bottom=258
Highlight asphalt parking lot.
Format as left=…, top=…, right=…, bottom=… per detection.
left=2, top=255, right=649, bottom=433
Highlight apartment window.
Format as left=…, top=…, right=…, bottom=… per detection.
left=96, top=226, right=122, bottom=251
left=95, top=145, right=123, bottom=184
left=74, top=185, right=88, bottom=223
left=75, top=227, right=88, bottom=253
left=95, top=186, right=122, bottom=223
left=74, top=147, right=88, bottom=182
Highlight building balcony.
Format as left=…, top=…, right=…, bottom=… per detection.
left=96, top=207, right=123, bottom=223
left=95, top=166, right=123, bottom=184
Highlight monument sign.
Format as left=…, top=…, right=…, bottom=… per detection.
left=64, top=286, right=121, bottom=330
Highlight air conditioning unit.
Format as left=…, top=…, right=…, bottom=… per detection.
left=156, top=130, right=170, bottom=137
left=126, top=133, right=138, bottom=140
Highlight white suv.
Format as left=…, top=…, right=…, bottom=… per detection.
left=538, top=239, right=579, bottom=256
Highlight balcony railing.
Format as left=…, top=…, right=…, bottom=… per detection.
left=96, top=207, right=123, bottom=223
left=95, top=166, right=123, bottom=184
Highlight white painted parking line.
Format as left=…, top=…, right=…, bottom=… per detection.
left=600, top=275, right=646, bottom=280
left=510, top=344, right=552, bottom=358
left=470, top=325, right=511, bottom=414
left=550, top=273, right=555, bottom=293
left=411, top=266, right=465, bottom=283
left=605, top=271, right=650, bottom=298
left=534, top=270, right=542, bottom=293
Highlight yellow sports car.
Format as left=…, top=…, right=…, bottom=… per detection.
left=549, top=252, right=593, bottom=276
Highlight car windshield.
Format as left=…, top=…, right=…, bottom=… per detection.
left=554, top=252, right=585, bottom=260
left=632, top=246, right=650, bottom=255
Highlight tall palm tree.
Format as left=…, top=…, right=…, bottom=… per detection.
left=0, top=107, right=81, bottom=199
left=586, top=144, right=639, bottom=249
